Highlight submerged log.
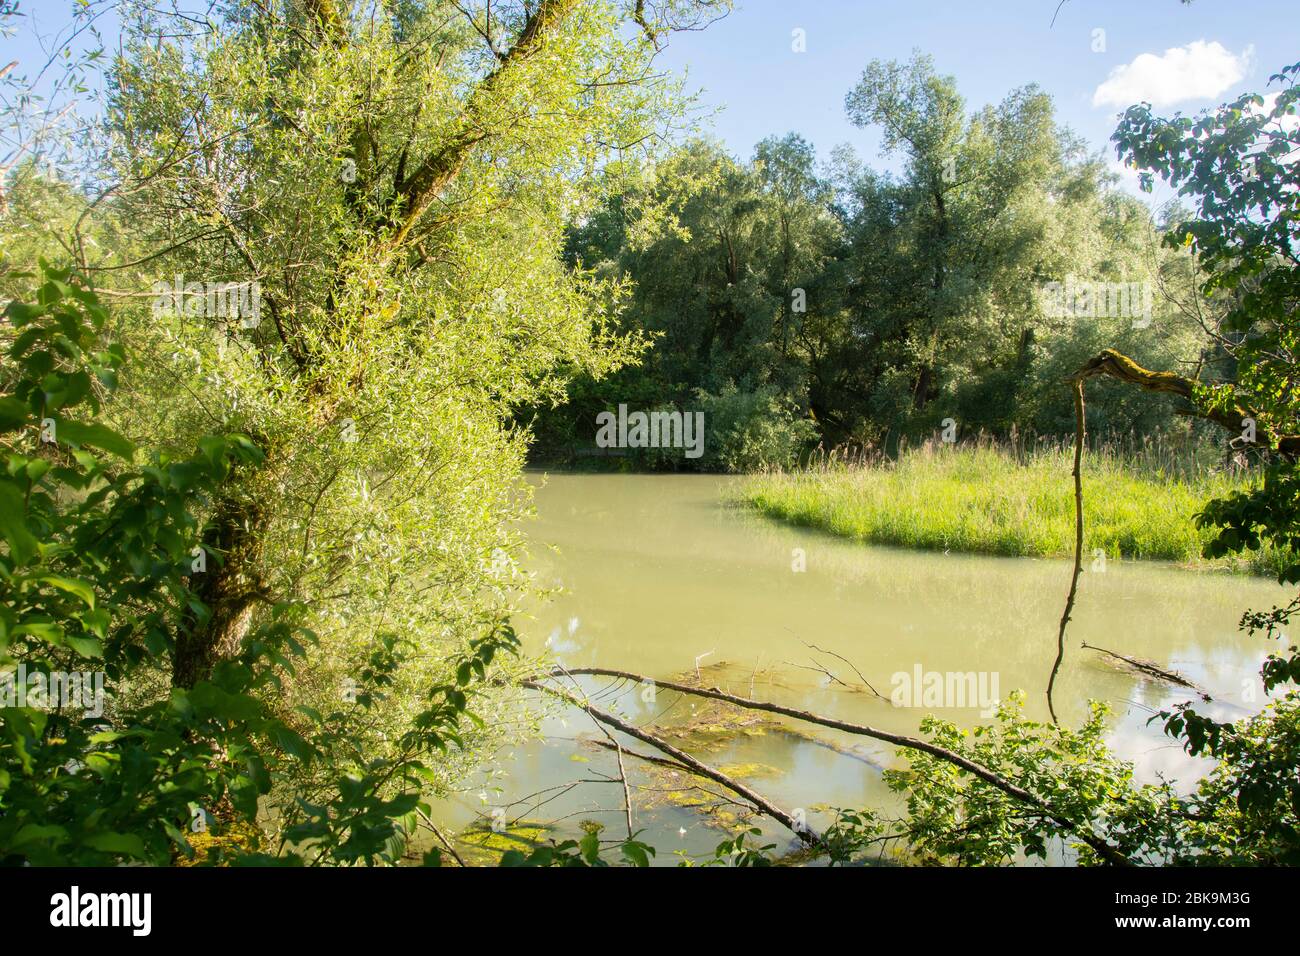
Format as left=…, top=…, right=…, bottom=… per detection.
left=521, top=677, right=821, bottom=847
left=1081, top=643, right=1206, bottom=694
left=522, top=667, right=1131, bottom=865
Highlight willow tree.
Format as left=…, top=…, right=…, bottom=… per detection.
left=840, top=52, right=1198, bottom=442
left=88, top=0, right=727, bottom=797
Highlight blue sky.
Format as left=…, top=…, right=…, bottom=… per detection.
left=4, top=0, right=1298, bottom=197
left=655, top=0, right=1300, bottom=193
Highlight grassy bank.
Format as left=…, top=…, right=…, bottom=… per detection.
left=739, top=442, right=1282, bottom=575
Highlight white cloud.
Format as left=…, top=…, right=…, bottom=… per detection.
left=1092, top=40, right=1253, bottom=109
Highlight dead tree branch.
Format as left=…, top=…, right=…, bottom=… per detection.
left=521, top=678, right=821, bottom=847
left=415, top=807, right=467, bottom=867
left=1048, top=378, right=1086, bottom=724
left=1081, top=643, right=1206, bottom=694
left=803, top=641, right=888, bottom=699
left=1069, top=349, right=1300, bottom=455
left=523, top=667, right=1131, bottom=865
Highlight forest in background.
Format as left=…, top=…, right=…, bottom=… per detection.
left=524, top=52, right=1229, bottom=471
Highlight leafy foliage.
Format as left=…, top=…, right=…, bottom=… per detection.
left=1115, top=62, right=1300, bottom=586
left=534, top=56, right=1218, bottom=465
left=864, top=61, right=1300, bottom=869
left=0, top=264, right=523, bottom=865
left=1, top=263, right=284, bottom=864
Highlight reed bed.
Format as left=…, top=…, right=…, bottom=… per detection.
left=739, top=437, right=1284, bottom=575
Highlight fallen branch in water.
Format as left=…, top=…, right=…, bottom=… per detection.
left=587, top=739, right=773, bottom=819
left=521, top=677, right=822, bottom=847
left=802, top=641, right=888, bottom=700
left=1081, top=642, right=1207, bottom=695
left=781, top=657, right=855, bottom=689
left=415, top=807, right=467, bottom=867
left=588, top=737, right=689, bottom=772
left=522, top=667, right=1131, bottom=866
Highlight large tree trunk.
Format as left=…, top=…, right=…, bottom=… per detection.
left=912, top=362, right=934, bottom=410
left=173, top=495, right=267, bottom=688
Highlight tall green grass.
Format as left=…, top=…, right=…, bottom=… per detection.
left=739, top=440, right=1283, bottom=575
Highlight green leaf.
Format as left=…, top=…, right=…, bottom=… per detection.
left=0, top=397, right=30, bottom=432
left=36, top=575, right=96, bottom=609
left=621, top=841, right=651, bottom=867
left=51, top=419, right=136, bottom=459
left=0, top=483, right=38, bottom=564
left=82, top=832, right=148, bottom=857
left=13, top=620, right=65, bottom=644
left=3, top=300, right=45, bottom=327
left=14, top=824, right=67, bottom=847
left=64, top=634, right=103, bottom=659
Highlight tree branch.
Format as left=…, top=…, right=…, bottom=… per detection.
left=388, top=0, right=578, bottom=249
left=1068, top=348, right=1300, bottom=455
left=522, top=677, right=822, bottom=847
left=1047, top=378, right=1085, bottom=724
left=523, top=666, right=1131, bottom=865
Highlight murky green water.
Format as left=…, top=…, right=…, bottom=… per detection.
left=439, top=473, right=1289, bottom=865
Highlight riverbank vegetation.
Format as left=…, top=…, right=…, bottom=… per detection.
left=740, top=440, right=1286, bottom=574
left=0, top=0, right=732, bottom=865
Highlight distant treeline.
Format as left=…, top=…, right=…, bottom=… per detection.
left=522, top=53, right=1231, bottom=471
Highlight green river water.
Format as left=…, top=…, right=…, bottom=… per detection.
left=433, top=472, right=1288, bottom=865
